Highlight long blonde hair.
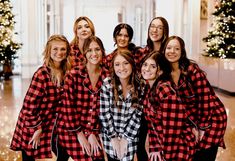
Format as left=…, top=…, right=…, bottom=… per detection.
left=43, top=34, right=71, bottom=86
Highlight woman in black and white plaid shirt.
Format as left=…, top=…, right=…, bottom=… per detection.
left=100, top=50, right=143, bottom=161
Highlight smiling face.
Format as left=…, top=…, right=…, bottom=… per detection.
left=149, top=19, right=164, bottom=42
left=165, top=38, right=181, bottom=65
left=85, top=41, right=102, bottom=65
left=76, top=20, right=92, bottom=41
left=50, top=40, right=67, bottom=66
left=141, top=58, right=158, bottom=82
left=114, top=54, right=132, bottom=81
left=115, top=28, right=130, bottom=49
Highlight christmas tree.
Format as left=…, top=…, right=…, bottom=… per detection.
left=0, top=0, right=21, bottom=70
left=203, top=0, right=235, bottom=58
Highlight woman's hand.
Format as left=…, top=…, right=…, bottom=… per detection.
left=149, top=151, right=163, bottom=161
left=110, top=137, right=121, bottom=158
left=145, top=133, right=150, bottom=156
left=77, top=131, right=91, bottom=156
left=119, top=137, right=128, bottom=159
left=88, top=134, right=102, bottom=156
left=199, top=130, right=205, bottom=141
left=192, top=127, right=200, bottom=142
left=29, top=128, right=42, bottom=149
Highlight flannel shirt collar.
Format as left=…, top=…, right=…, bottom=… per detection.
left=79, top=66, right=106, bottom=94
left=117, top=84, right=131, bottom=102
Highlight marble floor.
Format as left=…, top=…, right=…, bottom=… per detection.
left=0, top=76, right=235, bottom=161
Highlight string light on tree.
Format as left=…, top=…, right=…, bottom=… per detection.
left=203, top=0, right=235, bottom=58
left=0, top=0, right=21, bottom=68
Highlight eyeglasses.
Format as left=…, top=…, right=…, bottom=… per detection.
left=150, top=25, right=164, bottom=31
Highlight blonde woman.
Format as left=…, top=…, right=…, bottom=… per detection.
left=59, top=36, right=108, bottom=161
left=70, top=16, right=95, bottom=67
left=10, top=34, right=71, bottom=160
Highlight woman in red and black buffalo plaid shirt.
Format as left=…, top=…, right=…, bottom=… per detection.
left=104, top=23, right=139, bottom=70
left=135, top=17, right=169, bottom=161
left=10, top=35, right=71, bottom=160
left=162, top=36, right=227, bottom=161
left=134, top=17, right=169, bottom=73
left=140, top=51, right=196, bottom=161
left=58, top=36, right=108, bottom=161
left=69, top=16, right=95, bottom=68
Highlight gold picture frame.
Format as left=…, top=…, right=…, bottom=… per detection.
left=201, top=0, right=208, bottom=19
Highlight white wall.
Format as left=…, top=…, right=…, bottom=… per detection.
left=62, top=0, right=152, bottom=53
left=12, top=0, right=45, bottom=78
left=155, top=0, right=201, bottom=60
left=11, top=0, right=205, bottom=78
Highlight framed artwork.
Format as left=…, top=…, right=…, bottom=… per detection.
left=201, top=0, right=208, bottom=19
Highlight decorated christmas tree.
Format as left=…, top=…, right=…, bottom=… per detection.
left=0, top=0, right=21, bottom=74
left=203, top=0, right=235, bottom=58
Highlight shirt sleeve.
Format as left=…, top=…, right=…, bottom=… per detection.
left=22, top=69, right=45, bottom=131
left=148, top=123, right=163, bottom=153
left=64, top=71, right=82, bottom=134
left=123, top=107, right=142, bottom=141
left=188, top=64, right=214, bottom=130
left=147, top=100, right=163, bottom=153
left=99, top=78, right=117, bottom=139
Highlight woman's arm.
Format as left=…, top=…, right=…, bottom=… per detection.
left=63, top=71, right=82, bottom=133
left=22, top=68, right=45, bottom=130
left=188, top=64, right=214, bottom=130
left=123, top=107, right=142, bottom=141
left=99, top=78, right=117, bottom=139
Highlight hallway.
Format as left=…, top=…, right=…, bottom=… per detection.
left=0, top=76, right=235, bottom=161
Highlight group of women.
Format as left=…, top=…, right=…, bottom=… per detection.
left=10, top=16, right=227, bottom=161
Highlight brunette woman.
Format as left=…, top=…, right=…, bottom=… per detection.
left=134, top=16, right=169, bottom=69
left=136, top=17, right=169, bottom=161
left=58, top=36, right=108, bottom=161
left=104, top=23, right=137, bottom=69
left=162, top=36, right=227, bottom=161
left=141, top=51, right=196, bottom=161
left=100, top=50, right=143, bottom=161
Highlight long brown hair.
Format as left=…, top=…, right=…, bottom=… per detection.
left=147, top=17, right=169, bottom=52
left=82, top=36, right=105, bottom=66
left=110, top=50, right=139, bottom=108
left=162, top=36, right=190, bottom=71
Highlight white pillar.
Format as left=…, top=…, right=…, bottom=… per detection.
left=187, top=0, right=201, bottom=59
left=20, top=0, right=44, bottom=78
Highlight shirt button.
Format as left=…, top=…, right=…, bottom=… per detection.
left=89, top=109, right=93, bottom=112
left=88, top=122, right=91, bottom=125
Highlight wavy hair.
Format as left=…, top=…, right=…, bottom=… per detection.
left=110, top=50, right=140, bottom=108
left=83, top=36, right=105, bottom=66
left=140, top=51, right=171, bottom=105
left=70, top=16, right=95, bottom=47
left=43, top=34, right=71, bottom=86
